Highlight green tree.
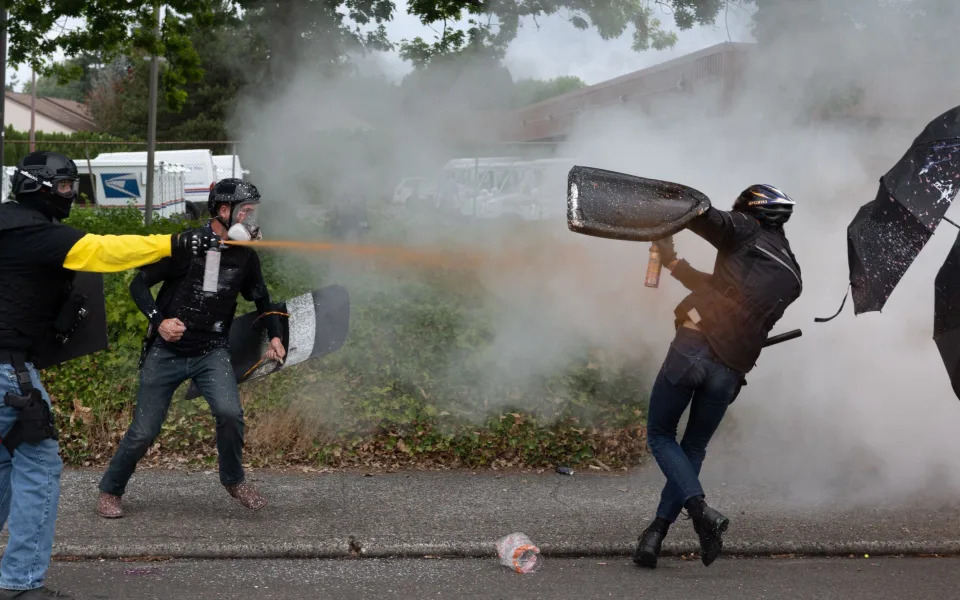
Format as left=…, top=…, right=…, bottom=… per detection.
left=4, top=73, right=19, bottom=92
left=512, top=75, right=587, bottom=107
left=22, top=54, right=102, bottom=102
left=232, top=0, right=395, bottom=87
left=399, top=0, right=725, bottom=67
left=88, top=10, right=254, bottom=142
left=8, top=1, right=731, bottom=108
left=7, top=1, right=219, bottom=111
left=399, top=48, right=517, bottom=112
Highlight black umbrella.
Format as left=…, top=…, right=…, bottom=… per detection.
left=934, top=231, right=960, bottom=400
left=817, top=104, right=960, bottom=322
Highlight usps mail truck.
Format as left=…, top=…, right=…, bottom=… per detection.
left=94, top=149, right=216, bottom=216
left=74, top=157, right=191, bottom=220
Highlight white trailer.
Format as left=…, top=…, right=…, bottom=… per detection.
left=213, top=154, right=247, bottom=180
left=94, top=149, right=217, bottom=215
left=74, top=157, right=191, bottom=220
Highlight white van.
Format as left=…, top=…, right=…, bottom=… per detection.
left=213, top=154, right=247, bottom=180
left=437, top=157, right=522, bottom=212
left=74, top=157, right=191, bottom=220
left=468, top=157, right=575, bottom=221
left=392, top=177, right=437, bottom=206
left=95, top=149, right=217, bottom=215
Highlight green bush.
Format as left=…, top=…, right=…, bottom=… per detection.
left=42, top=207, right=652, bottom=470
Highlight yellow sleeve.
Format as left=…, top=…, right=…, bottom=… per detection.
left=62, top=233, right=173, bottom=273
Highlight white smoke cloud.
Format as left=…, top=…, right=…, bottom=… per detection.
left=549, top=1, right=960, bottom=505
left=228, top=0, right=960, bottom=504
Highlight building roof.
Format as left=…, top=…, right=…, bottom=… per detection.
left=4, top=91, right=98, bottom=131
left=518, top=41, right=756, bottom=113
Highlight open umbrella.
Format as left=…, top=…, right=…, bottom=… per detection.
left=934, top=231, right=960, bottom=399
left=817, top=104, right=960, bottom=322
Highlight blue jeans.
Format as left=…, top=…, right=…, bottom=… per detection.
left=0, top=362, right=63, bottom=591
left=646, top=327, right=744, bottom=523
left=99, top=344, right=246, bottom=496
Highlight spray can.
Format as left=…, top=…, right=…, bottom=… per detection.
left=202, top=246, right=221, bottom=294
left=644, top=244, right=661, bottom=288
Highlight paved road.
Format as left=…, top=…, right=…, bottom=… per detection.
left=21, top=467, right=960, bottom=558
left=45, top=556, right=957, bottom=600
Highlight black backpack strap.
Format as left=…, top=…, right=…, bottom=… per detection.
left=6, top=352, right=34, bottom=394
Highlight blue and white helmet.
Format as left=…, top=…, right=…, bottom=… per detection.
left=733, top=184, right=795, bottom=225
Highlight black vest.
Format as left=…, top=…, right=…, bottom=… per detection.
left=0, top=203, right=75, bottom=352
left=153, top=245, right=258, bottom=354
left=675, top=222, right=802, bottom=374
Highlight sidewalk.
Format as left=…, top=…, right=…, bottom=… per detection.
left=9, top=464, right=960, bottom=559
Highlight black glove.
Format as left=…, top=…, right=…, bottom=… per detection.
left=654, top=236, right=677, bottom=265
left=172, top=228, right=220, bottom=259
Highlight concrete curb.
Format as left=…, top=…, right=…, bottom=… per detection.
left=48, top=539, right=960, bottom=560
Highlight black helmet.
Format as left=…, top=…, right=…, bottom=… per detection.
left=207, top=177, right=260, bottom=239
left=207, top=178, right=260, bottom=222
left=733, top=184, right=795, bottom=225
left=12, top=151, right=80, bottom=220
left=207, top=178, right=260, bottom=214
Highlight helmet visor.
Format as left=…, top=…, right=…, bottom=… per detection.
left=14, top=168, right=78, bottom=197
left=55, top=178, right=77, bottom=195
left=231, top=200, right=261, bottom=238
left=232, top=201, right=259, bottom=227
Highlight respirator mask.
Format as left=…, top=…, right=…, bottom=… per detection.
left=226, top=201, right=262, bottom=241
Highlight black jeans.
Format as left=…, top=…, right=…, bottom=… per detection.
left=99, top=343, right=245, bottom=496
left=646, top=327, right=744, bottom=523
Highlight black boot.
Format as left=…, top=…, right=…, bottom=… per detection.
left=684, top=495, right=729, bottom=567
left=633, top=517, right=670, bottom=568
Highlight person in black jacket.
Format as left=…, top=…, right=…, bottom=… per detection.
left=96, top=179, right=285, bottom=519
left=633, top=184, right=802, bottom=569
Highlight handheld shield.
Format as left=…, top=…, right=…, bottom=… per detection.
left=33, top=272, right=108, bottom=370
left=566, top=166, right=711, bottom=242
left=184, top=284, right=350, bottom=400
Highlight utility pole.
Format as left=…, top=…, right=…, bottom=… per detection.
left=29, top=69, right=36, bottom=151
left=145, top=1, right=161, bottom=225
left=1, top=6, right=7, bottom=170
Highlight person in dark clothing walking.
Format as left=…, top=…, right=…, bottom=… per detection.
left=0, top=151, right=219, bottom=600
left=633, top=184, right=802, bottom=569
left=96, top=179, right=285, bottom=518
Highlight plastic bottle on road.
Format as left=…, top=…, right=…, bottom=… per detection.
left=495, top=532, right=542, bottom=574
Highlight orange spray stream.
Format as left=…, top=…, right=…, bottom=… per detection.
left=222, top=239, right=486, bottom=269
left=220, top=237, right=615, bottom=288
